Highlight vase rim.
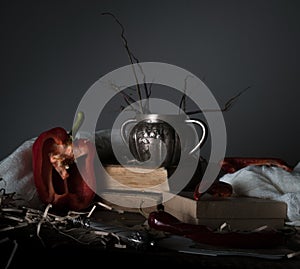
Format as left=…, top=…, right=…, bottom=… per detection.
left=135, top=113, right=188, bottom=121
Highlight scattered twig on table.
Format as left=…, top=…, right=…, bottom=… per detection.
left=36, top=203, right=52, bottom=247
left=4, top=239, right=18, bottom=269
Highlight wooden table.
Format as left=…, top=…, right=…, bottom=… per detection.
left=1, top=209, right=300, bottom=269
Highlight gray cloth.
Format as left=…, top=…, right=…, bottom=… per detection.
left=0, top=138, right=42, bottom=209
left=220, top=163, right=300, bottom=226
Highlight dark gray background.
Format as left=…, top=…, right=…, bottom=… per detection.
left=1, top=0, right=299, bottom=166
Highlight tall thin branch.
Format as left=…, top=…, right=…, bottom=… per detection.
left=102, top=12, right=150, bottom=113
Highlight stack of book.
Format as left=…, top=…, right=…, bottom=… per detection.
left=96, top=165, right=288, bottom=231
left=97, top=165, right=169, bottom=214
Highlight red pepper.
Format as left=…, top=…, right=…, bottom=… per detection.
left=221, top=157, right=293, bottom=174
left=148, top=211, right=286, bottom=249
left=32, top=126, right=96, bottom=212
left=194, top=181, right=233, bottom=200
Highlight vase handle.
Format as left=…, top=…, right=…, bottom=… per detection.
left=120, top=119, right=137, bottom=146
left=185, top=119, right=208, bottom=154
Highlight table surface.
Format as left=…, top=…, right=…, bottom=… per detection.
left=1, top=208, right=300, bottom=269
left=3, top=244, right=300, bottom=269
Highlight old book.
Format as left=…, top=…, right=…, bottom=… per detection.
left=163, top=191, right=287, bottom=230
left=96, top=165, right=169, bottom=214
left=97, top=189, right=163, bottom=216
left=99, top=165, right=169, bottom=192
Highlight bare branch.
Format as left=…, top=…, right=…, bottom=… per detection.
left=109, top=82, right=139, bottom=112
left=186, top=85, right=252, bottom=115
left=179, top=75, right=194, bottom=113
left=102, top=12, right=144, bottom=112
left=102, top=12, right=152, bottom=113
left=102, top=12, right=250, bottom=117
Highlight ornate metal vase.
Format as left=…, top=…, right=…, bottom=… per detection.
left=121, top=114, right=207, bottom=168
